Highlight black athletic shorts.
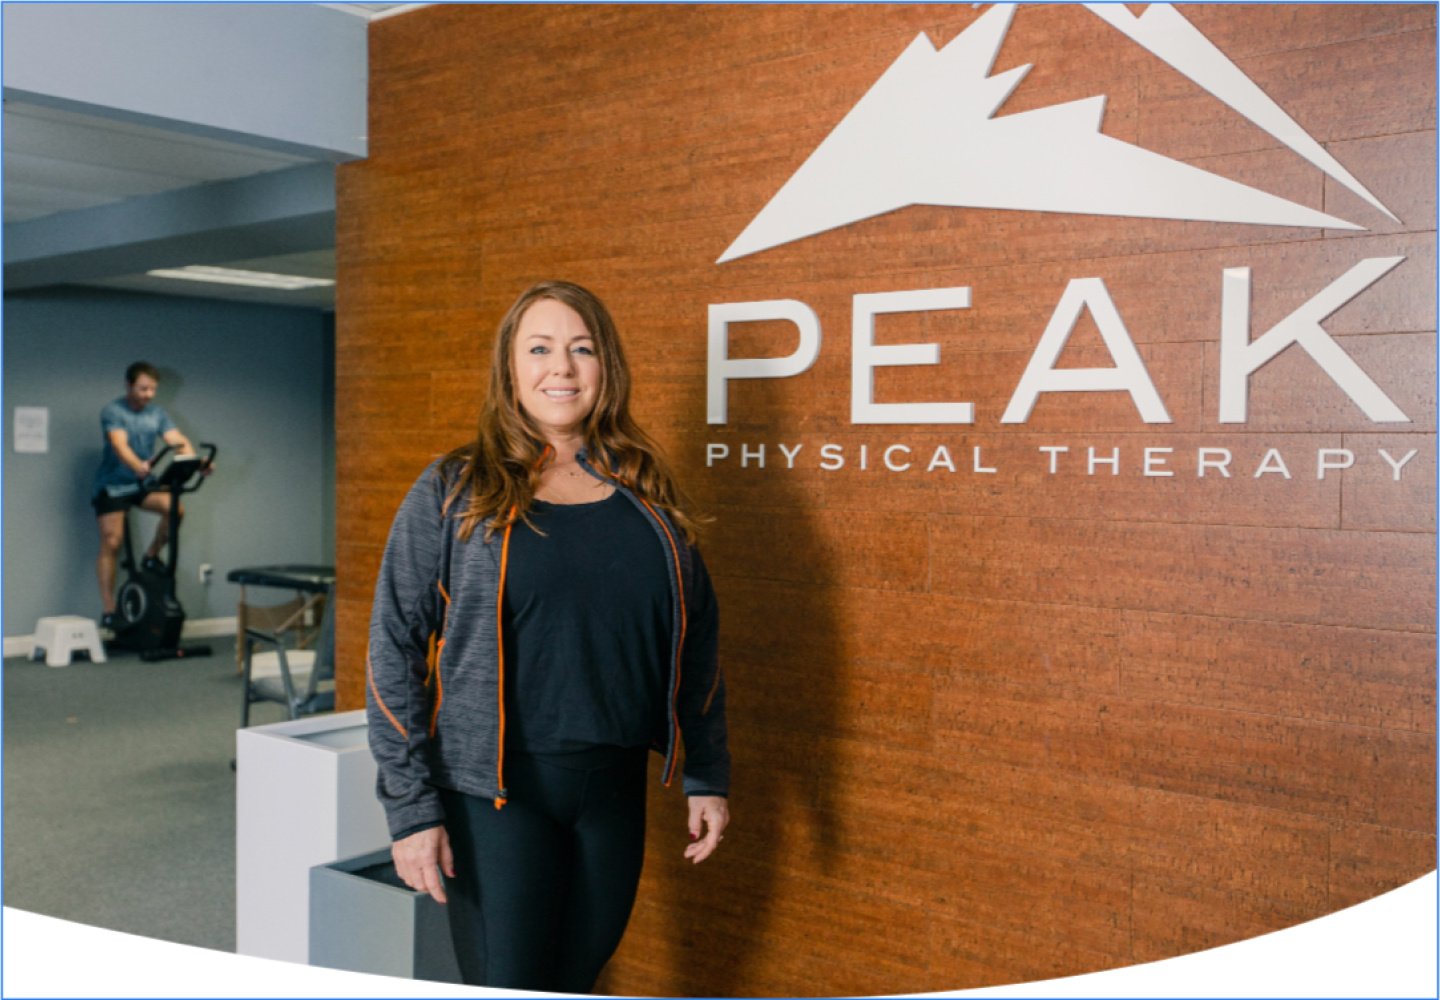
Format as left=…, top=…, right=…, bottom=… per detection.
left=91, top=485, right=149, bottom=516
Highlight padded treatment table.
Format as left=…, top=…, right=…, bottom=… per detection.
left=228, top=564, right=335, bottom=594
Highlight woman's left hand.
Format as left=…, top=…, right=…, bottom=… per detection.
left=685, top=795, right=729, bottom=864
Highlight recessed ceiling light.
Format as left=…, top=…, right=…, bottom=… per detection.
left=146, top=265, right=335, bottom=290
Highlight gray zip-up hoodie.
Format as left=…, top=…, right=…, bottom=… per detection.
left=366, top=452, right=730, bottom=839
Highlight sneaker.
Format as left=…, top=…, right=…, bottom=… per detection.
left=100, top=612, right=118, bottom=634
left=141, top=556, right=166, bottom=575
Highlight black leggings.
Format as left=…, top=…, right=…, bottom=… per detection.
left=438, top=747, right=649, bottom=993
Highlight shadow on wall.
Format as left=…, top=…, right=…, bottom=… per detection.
left=604, top=375, right=845, bottom=998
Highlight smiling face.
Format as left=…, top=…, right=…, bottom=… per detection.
left=511, top=297, right=602, bottom=443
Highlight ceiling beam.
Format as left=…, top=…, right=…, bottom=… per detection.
left=4, top=163, right=336, bottom=290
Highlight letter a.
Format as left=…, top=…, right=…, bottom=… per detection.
left=1002, top=278, right=1171, bottom=424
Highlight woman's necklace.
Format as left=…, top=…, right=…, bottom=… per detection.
left=539, top=454, right=612, bottom=502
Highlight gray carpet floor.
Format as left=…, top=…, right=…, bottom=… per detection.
left=3, top=636, right=298, bottom=952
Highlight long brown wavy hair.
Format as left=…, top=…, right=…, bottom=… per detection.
left=441, top=280, right=703, bottom=543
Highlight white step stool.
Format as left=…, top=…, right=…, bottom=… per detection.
left=31, top=616, right=107, bottom=667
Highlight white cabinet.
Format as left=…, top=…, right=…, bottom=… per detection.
left=235, top=710, right=389, bottom=963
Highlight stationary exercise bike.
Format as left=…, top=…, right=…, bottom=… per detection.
left=107, top=442, right=217, bottom=662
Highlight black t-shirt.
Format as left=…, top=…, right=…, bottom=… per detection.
left=502, top=491, right=671, bottom=754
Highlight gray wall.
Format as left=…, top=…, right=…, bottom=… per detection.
left=3, top=287, right=334, bottom=636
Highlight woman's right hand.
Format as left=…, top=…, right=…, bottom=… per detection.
left=392, top=826, right=455, bottom=904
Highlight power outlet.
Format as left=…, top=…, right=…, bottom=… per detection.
left=199, top=563, right=213, bottom=585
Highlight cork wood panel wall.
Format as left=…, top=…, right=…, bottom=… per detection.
left=336, top=5, right=1436, bottom=995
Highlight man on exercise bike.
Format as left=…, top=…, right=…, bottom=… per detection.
left=91, top=361, right=202, bottom=633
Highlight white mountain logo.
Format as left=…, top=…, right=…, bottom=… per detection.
left=718, top=3, right=1397, bottom=264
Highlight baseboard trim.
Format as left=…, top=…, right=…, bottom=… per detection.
left=5, top=616, right=238, bottom=659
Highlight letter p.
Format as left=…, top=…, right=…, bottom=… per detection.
left=708, top=300, right=821, bottom=424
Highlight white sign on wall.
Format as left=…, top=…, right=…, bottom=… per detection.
left=13, top=406, right=50, bottom=454
left=718, top=3, right=1394, bottom=264
left=707, top=257, right=1411, bottom=429
left=706, top=3, right=1417, bottom=447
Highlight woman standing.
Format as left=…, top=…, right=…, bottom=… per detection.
left=366, top=280, right=730, bottom=992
